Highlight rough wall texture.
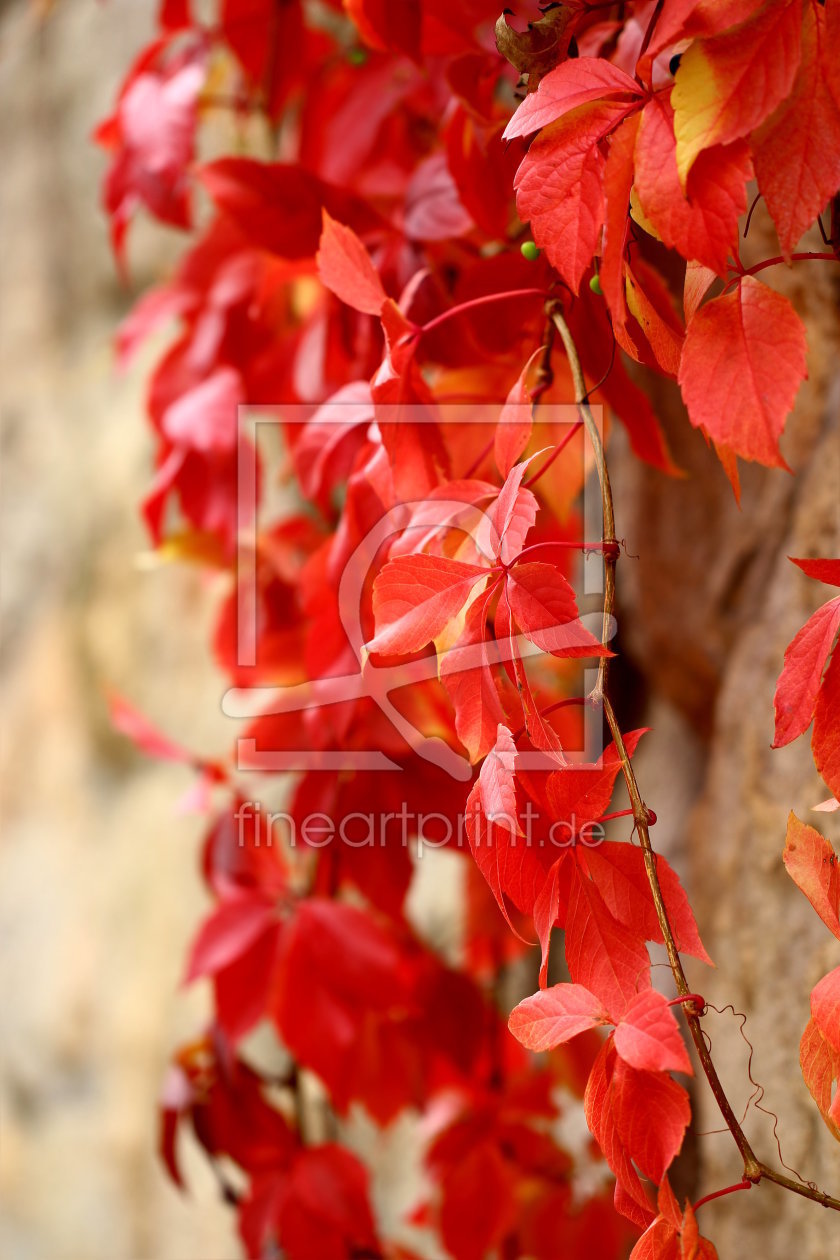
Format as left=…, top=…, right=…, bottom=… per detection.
left=614, top=220, right=840, bottom=1258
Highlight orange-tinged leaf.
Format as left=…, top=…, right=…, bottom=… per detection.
left=671, top=0, right=803, bottom=185
left=317, top=209, right=387, bottom=315
left=630, top=1218, right=681, bottom=1260
left=800, top=1016, right=840, bottom=1141
left=813, top=646, right=840, bottom=801
left=773, top=594, right=840, bottom=745
left=625, top=263, right=685, bottom=379
left=783, top=812, right=840, bottom=942
left=634, top=96, right=752, bottom=276
left=683, top=261, right=717, bottom=323
left=508, top=982, right=609, bottom=1052
left=614, top=990, right=693, bottom=1076
left=811, top=966, right=840, bottom=1055
left=678, top=276, right=807, bottom=468
left=753, top=1, right=840, bottom=256
left=369, top=554, right=489, bottom=655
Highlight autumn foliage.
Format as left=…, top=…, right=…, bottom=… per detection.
left=98, top=1, right=840, bottom=1257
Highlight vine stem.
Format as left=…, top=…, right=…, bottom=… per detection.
left=419, top=289, right=547, bottom=336
left=726, top=251, right=839, bottom=291
left=549, top=303, right=840, bottom=1214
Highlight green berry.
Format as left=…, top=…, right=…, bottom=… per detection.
left=589, top=273, right=604, bottom=296
left=348, top=47, right=368, bottom=66
left=520, top=240, right=540, bottom=261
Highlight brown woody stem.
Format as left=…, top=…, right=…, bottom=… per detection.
left=549, top=303, right=840, bottom=1213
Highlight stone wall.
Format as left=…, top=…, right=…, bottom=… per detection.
left=0, top=2, right=235, bottom=1255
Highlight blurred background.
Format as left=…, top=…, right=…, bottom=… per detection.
left=0, top=2, right=236, bottom=1255
left=1, top=3, right=838, bottom=1259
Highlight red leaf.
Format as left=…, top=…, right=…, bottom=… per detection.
left=95, top=37, right=205, bottom=264
left=546, top=730, right=646, bottom=825
left=813, top=645, right=840, bottom=801
left=465, top=725, right=546, bottom=929
left=513, top=99, right=637, bottom=293
left=317, top=210, right=387, bottom=316
left=502, top=57, right=642, bottom=139
left=440, top=590, right=508, bottom=763
left=614, top=990, right=693, bottom=1075
left=241, top=1144, right=380, bottom=1260
left=612, top=1056, right=691, bottom=1184
left=162, top=365, right=243, bottom=452
left=533, top=855, right=573, bottom=986
left=584, top=1039, right=656, bottom=1228
left=583, top=842, right=713, bottom=966
left=678, top=276, right=808, bottom=468
left=494, top=350, right=540, bottom=478
left=508, top=982, right=609, bottom=1052
left=506, top=561, right=608, bottom=658
left=159, top=0, right=191, bottom=30
left=783, top=812, right=840, bottom=941
left=792, top=556, right=840, bottom=587
left=369, top=553, right=489, bottom=655
left=404, top=152, right=474, bottom=241
left=198, top=159, right=384, bottom=258
left=753, top=2, right=840, bottom=256
left=487, top=459, right=539, bottom=565
left=345, top=0, right=422, bottom=59
left=220, top=0, right=305, bottom=119
left=438, top=1143, right=517, bottom=1260
left=565, top=866, right=651, bottom=1023
left=671, top=0, right=803, bottom=185
left=773, top=594, right=840, bottom=745
left=601, top=111, right=643, bottom=331
left=634, top=96, right=752, bottom=277
left=185, top=893, right=278, bottom=982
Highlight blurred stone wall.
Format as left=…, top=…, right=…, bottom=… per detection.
left=613, top=218, right=840, bottom=1257
left=0, top=2, right=236, bottom=1256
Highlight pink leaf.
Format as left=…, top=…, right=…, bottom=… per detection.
left=783, top=813, right=840, bottom=942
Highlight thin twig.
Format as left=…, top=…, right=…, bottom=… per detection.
left=549, top=303, right=840, bottom=1213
